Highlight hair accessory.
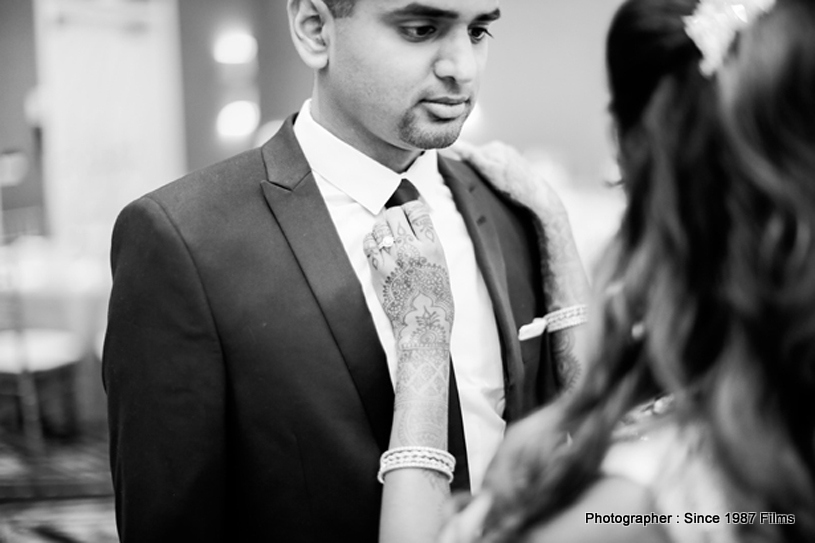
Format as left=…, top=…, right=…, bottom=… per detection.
left=684, top=0, right=776, bottom=76
left=377, top=446, right=456, bottom=484
left=544, top=305, right=588, bottom=333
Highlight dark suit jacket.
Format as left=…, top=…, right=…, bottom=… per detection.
left=103, top=116, right=556, bottom=542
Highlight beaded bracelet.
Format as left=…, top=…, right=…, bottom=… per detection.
left=544, top=304, right=588, bottom=333
left=377, top=446, right=456, bottom=484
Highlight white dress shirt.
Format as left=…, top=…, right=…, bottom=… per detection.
left=293, top=100, right=504, bottom=491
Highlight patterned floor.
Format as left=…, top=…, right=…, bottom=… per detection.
left=0, top=429, right=116, bottom=543
left=0, top=499, right=116, bottom=543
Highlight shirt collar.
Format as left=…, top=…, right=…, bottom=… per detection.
left=293, top=100, right=439, bottom=214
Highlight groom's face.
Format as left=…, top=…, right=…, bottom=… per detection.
left=320, top=0, right=501, bottom=162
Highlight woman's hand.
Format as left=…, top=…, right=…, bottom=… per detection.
left=364, top=200, right=454, bottom=448
left=363, top=200, right=454, bottom=351
left=437, top=494, right=493, bottom=543
left=367, top=202, right=457, bottom=543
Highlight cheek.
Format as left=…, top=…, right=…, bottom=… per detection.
left=353, top=64, right=419, bottom=114
left=348, top=46, right=427, bottom=96
left=332, top=34, right=431, bottom=114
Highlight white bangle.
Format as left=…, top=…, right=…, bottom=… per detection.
left=544, top=304, right=588, bottom=333
left=377, top=446, right=456, bottom=484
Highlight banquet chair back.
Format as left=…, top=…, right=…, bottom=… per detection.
left=0, top=254, right=84, bottom=454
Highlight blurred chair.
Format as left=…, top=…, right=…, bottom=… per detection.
left=0, top=242, right=85, bottom=455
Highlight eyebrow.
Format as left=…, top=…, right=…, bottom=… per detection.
left=389, top=3, right=502, bottom=23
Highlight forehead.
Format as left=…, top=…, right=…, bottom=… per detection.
left=355, top=0, right=501, bottom=20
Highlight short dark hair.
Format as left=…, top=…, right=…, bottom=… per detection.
left=323, top=0, right=355, bottom=17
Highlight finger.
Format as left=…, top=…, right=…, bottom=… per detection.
left=362, top=232, right=379, bottom=259
left=402, top=199, right=430, bottom=223
left=403, top=201, right=437, bottom=243
left=437, top=513, right=474, bottom=543
left=450, top=494, right=492, bottom=541
left=436, top=519, right=459, bottom=543
left=364, top=232, right=388, bottom=274
left=442, top=492, right=474, bottom=522
left=371, top=219, right=395, bottom=250
left=383, top=206, right=415, bottom=242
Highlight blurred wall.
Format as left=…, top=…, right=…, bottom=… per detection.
left=255, top=1, right=314, bottom=124
left=178, top=0, right=258, bottom=171
left=476, top=0, right=624, bottom=184
left=0, top=0, right=45, bottom=236
left=33, top=0, right=187, bottom=250
left=177, top=0, right=312, bottom=172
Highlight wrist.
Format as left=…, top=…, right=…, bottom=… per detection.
left=389, top=399, right=448, bottom=450
left=394, top=333, right=451, bottom=352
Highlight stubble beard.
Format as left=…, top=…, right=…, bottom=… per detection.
left=398, top=108, right=469, bottom=150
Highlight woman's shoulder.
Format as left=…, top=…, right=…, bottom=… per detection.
left=522, top=412, right=733, bottom=543
left=520, top=476, right=672, bottom=543
left=601, top=406, right=684, bottom=488
left=600, top=411, right=739, bottom=543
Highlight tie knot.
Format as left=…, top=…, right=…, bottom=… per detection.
left=385, top=178, right=421, bottom=208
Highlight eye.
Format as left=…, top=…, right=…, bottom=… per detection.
left=401, top=25, right=437, bottom=41
left=469, top=26, right=493, bottom=43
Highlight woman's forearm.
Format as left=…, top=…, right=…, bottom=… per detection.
left=380, top=341, right=452, bottom=543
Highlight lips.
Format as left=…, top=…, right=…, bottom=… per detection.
left=422, top=97, right=471, bottom=120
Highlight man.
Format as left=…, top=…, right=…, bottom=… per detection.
left=103, top=0, right=564, bottom=541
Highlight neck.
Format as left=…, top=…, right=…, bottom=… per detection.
left=310, top=94, right=420, bottom=173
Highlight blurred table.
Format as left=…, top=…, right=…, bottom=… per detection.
left=0, top=237, right=110, bottom=430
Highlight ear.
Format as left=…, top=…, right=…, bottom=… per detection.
left=288, top=0, right=333, bottom=70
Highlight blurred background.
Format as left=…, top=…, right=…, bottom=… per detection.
left=0, top=0, right=625, bottom=540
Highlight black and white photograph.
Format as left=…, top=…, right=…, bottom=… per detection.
left=0, top=0, right=812, bottom=541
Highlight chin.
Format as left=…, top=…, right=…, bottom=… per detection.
left=403, top=124, right=464, bottom=150
left=398, top=109, right=468, bottom=150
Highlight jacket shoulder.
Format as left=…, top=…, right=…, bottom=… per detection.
left=113, top=146, right=273, bottom=248
left=147, top=147, right=267, bottom=209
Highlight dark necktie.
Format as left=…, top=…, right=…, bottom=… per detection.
left=385, top=178, right=421, bottom=208
left=385, top=178, right=471, bottom=492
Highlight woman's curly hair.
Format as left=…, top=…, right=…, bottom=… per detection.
left=478, top=0, right=815, bottom=541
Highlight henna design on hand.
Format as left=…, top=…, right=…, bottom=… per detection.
left=366, top=203, right=455, bottom=449
left=384, top=259, right=454, bottom=448
left=411, top=213, right=437, bottom=244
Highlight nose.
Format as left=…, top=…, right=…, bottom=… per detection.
left=433, top=29, right=479, bottom=85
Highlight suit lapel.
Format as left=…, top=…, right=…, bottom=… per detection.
left=439, top=158, right=525, bottom=421
left=258, top=118, right=394, bottom=451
